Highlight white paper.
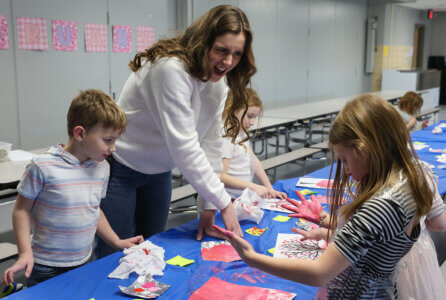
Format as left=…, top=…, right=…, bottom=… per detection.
left=262, top=198, right=296, bottom=213
left=296, top=177, right=333, bottom=189
left=413, top=144, right=429, bottom=150
left=9, top=150, right=37, bottom=161
left=273, top=233, right=323, bottom=260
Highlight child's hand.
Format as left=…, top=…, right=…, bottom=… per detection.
left=292, top=227, right=326, bottom=242
left=421, top=119, right=429, bottom=128
left=269, top=189, right=288, bottom=200
left=252, top=184, right=271, bottom=198
left=3, top=253, right=34, bottom=286
left=212, top=225, right=255, bottom=261
left=281, top=190, right=324, bottom=224
left=115, top=235, right=144, bottom=250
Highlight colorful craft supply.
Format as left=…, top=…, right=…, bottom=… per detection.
left=267, top=247, right=275, bottom=254
left=189, top=277, right=296, bottom=300
left=273, top=215, right=290, bottom=222
left=299, top=189, right=317, bottom=195
left=119, top=274, right=170, bottom=299
left=245, top=226, right=268, bottom=236
left=166, top=255, right=195, bottom=267
left=201, top=241, right=241, bottom=262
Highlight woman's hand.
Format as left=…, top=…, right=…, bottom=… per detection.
left=196, top=210, right=227, bottom=241
left=281, top=190, right=324, bottom=224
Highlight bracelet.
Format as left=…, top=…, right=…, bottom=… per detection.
left=319, top=212, right=327, bottom=227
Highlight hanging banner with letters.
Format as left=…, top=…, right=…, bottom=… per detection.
left=136, top=26, right=154, bottom=52
left=113, top=25, right=132, bottom=53
left=0, top=15, right=9, bottom=49
left=17, top=17, right=48, bottom=50
left=84, top=23, right=107, bottom=52
left=52, top=20, right=77, bottom=51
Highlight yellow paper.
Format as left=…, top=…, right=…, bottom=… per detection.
left=273, top=215, right=290, bottom=222
left=166, top=255, right=195, bottom=267
left=300, top=189, right=317, bottom=195
left=268, top=247, right=275, bottom=254
left=414, top=142, right=426, bottom=145
left=246, top=226, right=268, bottom=236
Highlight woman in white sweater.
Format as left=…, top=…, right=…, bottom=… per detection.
left=95, top=5, right=257, bottom=258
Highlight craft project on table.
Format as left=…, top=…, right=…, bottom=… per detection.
left=119, top=274, right=170, bottom=299
left=245, top=226, right=268, bottom=236
left=262, top=198, right=296, bottom=213
left=201, top=241, right=241, bottom=262
left=189, top=276, right=296, bottom=300
left=273, top=233, right=325, bottom=260
left=296, top=177, right=333, bottom=189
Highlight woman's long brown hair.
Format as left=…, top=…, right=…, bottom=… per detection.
left=129, top=5, right=257, bottom=141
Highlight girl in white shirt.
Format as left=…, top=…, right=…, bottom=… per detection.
left=96, top=5, right=257, bottom=258
left=220, top=88, right=287, bottom=200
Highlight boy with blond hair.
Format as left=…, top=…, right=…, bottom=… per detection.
left=3, top=90, right=143, bottom=287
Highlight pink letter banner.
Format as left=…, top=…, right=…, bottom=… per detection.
left=113, top=25, right=132, bottom=53
left=84, top=23, right=107, bottom=52
left=52, top=20, right=77, bottom=51
left=0, top=15, right=9, bottom=49
left=17, top=17, right=48, bottom=50
left=136, top=26, right=154, bottom=52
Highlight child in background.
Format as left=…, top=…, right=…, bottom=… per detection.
left=396, top=166, right=446, bottom=300
left=397, top=91, right=429, bottom=132
left=3, top=90, right=143, bottom=287
left=220, top=94, right=434, bottom=298
left=220, top=88, right=287, bottom=200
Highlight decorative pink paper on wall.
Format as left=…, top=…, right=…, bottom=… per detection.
left=113, top=25, right=132, bottom=53
left=189, top=277, right=296, bottom=300
left=0, top=15, right=9, bottom=49
left=17, top=17, right=48, bottom=50
left=84, top=23, right=107, bottom=52
left=52, top=20, right=77, bottom=51
left=136, top=26, right=154, bottom=52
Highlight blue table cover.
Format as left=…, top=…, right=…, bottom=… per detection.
left=6, top=121, right=445, bottom=299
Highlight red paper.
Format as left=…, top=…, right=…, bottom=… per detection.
left=201, top=244, right=241, bottom=262
left=189, top=277, right=295, bottom=300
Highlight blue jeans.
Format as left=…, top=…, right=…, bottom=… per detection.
left=27, top=263, right=80, bottom=287
left=95, top=158, right=172, bottom=258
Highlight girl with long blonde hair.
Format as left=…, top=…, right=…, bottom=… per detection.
left=220, top=95, right=435, bottom=299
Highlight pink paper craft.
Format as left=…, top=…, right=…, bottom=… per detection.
left=201, top=242, right=241, bottom=262
left=52, top=20, right=77, bottom=51
left=84, top=23, right=107, bottom=52
left=312, top=195, right=346, bottom=205
left=136, top=26, right=154, bottom=52
left=113, top=25, right=132, bottom=52
left=17, top=17, right=48, bottom=50
left=0, top=15, right=9, bottom=49
left=316, top=179, right=333, bottom=188
left=189, top=277, right=296, bottom=300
